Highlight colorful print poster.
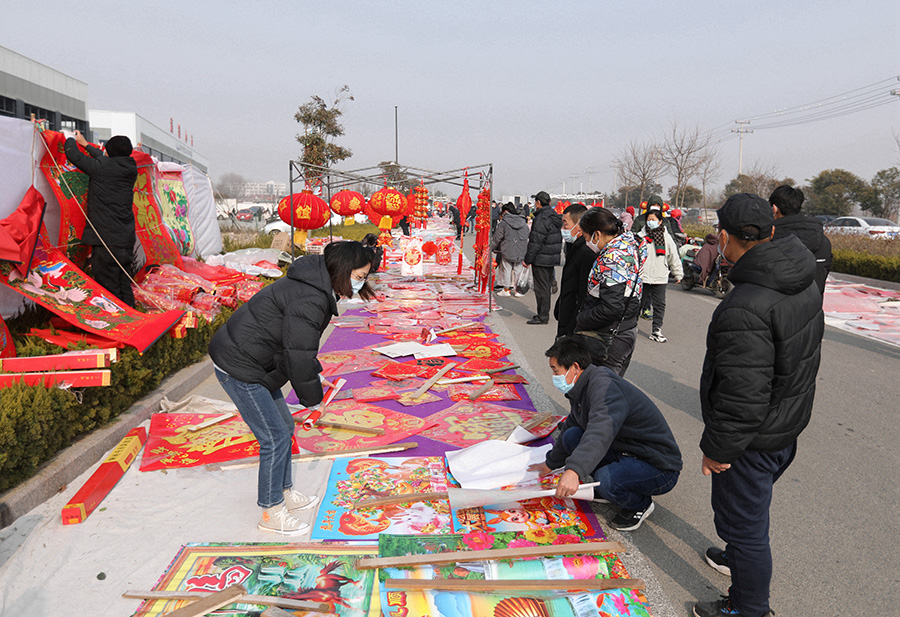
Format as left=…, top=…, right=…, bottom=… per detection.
left=380, top=588, right=653, bottom=617
left=292, top=400, right=434, bottom=453
left=1, top=237, right=184, bottom=353
left=140, top=412, right=300, bottom=471
left=311, top=456, right=452, bottom=541
left=156, top=169, right=194, bottom=255
left=453, top=495, right=598, bottom=540
left=131, top=152, right=184, bottom=268
left=422, top=401, right=563, bottom=448
left=377, top=531, right=629, bottom=583
left=133, top=543, right=377, bottom=617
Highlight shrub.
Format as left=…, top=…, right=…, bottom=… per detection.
left=831, top=250, right=900, bottom=283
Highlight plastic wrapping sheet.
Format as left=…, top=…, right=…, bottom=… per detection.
left=180, top=163, right=222, bottom=259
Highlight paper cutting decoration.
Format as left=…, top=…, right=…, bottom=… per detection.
left=38, top=130, right=89, bottom=264
left=156, top=169, right=194, bottom=255
left=448, top=383, right=522, bottom=401
left=133, top=543, right=377, bottom=617
left=400, top=237, right=424, bottom=276
left=352, top=384, right=400, bottom=403
left=318, top=349, right=385, bottom=377
left=140, top=412, right=300, bottom=471
left=1, top=236, right=184, bottom=353
left=458, top=341, right=511, bottom=360
left=371, top=361, right=426, bottom=381
left=456, top=358, right=516, bottom=373
left=395, top=389, right=442, bottom=406
left=422, top=401, right=562, bottom=448
left=292, top=400, right=434, bottom=453
left=131, top=152, right=184, bottom=268
left=312, top=456, right=452, bottom=542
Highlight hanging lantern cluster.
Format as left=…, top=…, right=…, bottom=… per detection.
left=369, top=184, right=406, bottom=246
left=330, top=190, right=365, bottom=225
left=412, top=181, right=429, bottom=229
left=555, top=199, right=570, bottom=214
left=278, top=190, right=330, bottom=248
left=474, top=185, right=492, bottom=292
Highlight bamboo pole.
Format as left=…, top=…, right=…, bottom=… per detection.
left=123, top=589, right=330, bottom=613
left=382, top=578, right=645, bottom=592
left=410, top=362, right=457, bottom=399
left=351, top=491, right=449, bottom=510
left=210, top=442, right=418, bottom=471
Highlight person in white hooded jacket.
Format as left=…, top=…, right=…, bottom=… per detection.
left=637, top=206, right=683, bottom=343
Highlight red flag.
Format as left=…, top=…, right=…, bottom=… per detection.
left=0, top=186, right=47, bottom=276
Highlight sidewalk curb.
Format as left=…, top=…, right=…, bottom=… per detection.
left=0, top=358, right=214, bottom=529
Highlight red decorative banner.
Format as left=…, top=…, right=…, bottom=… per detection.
left=1, top=236, right=184, bottom=353
left=140, top=412, right=299, bottom=471
left=131, top=151, right=184, bottom=269
left=37, top=130, right=89, bottom=264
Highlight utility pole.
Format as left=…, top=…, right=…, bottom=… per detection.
left=585, top=167, right=595, bottom=193
left=570, top=173, right=580, bottom=196
left=394, top=106, right=399, bottom=164
left=732, top=120, right=753, bottom=175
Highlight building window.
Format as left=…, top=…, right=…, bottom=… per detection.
left=0, top=96, right=15, bottom=117
left=23, top=103, right=55, bottom=129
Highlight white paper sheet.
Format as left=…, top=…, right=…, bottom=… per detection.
left=447, top=483, right=600, bottom=510
left=372, top=342, right=429, bottom=358
left=445, top=440, right=552, bottom=490
left=505, top=425, right=540, bottom=444
left=412, top=343, right=457, bottom=359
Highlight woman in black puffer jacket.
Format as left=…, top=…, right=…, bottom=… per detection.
left=209, top=241, right=374, bottom=535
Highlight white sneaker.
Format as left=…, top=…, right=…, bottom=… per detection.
left=283, top=488, right=319, bottom=512
left=649, top=330, right=667, bottom=343
left=258, top=504, right=310, bottom=535
left=496, top=289, right=511, bottom=297
left=513, top=291, right=524, bottom=297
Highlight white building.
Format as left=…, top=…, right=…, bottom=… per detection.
left=0, top=45, right=89, bottom=133
left=243, top=180, right=286, bottom=201
left=89, top=110, right=209, bottom=173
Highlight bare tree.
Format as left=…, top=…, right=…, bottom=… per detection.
left=659, top=121, right=711, bottom=210
left=613, top=140, right=665, bottom=205
left=215, top=172, right=247, bottom=199
left=698, top=148, right=721, bottom=215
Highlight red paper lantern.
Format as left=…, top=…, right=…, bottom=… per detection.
left=330, top=190, right=365, bottom=219
left=368, top=185, right=407, bottom=246
left=278, top=190, right=330, bottom=247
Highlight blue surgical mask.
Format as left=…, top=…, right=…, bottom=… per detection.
left=647, top=219, right=661, bottom=230
left=351, top=278, right=366, bottom=295
left=552, top=370, right=575, bottom=395
left=561, top=229, right=575, bottom=243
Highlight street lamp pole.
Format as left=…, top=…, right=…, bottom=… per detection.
left=394, top=106, right=399, bottom=164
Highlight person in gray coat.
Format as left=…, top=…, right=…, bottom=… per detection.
left=492, top=203, right=529, bottom=296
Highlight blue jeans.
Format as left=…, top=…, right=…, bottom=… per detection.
left=561, top=426, right=679, bottom=511
left=711, top=442, right=797, bottom=617
left=215, top=368, right=294, bottom=508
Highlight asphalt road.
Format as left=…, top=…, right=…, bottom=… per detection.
left=489, top=272, right=900, bottom=616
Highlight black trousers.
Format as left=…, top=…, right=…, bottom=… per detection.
left=90, top=244, right=135, bottom=308
left=532, top=265, right=553, bottom=321
left=711, top=442, right=797, bottom=617
left=641, top=283, right=667, bottom=332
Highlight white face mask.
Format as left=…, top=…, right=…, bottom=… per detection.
left=351, top=278, right=366, bottom=295
left=647, top=219, right=661, bottom=230
left=586, top=233, right=601, bottom=253
left=561, top=229, right=575, bottom=243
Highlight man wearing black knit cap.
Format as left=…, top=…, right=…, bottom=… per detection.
left=64, top=131, right=138, bottom=307
left=693, top=193, right=824, bottom=617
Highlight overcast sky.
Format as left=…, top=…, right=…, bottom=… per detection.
left=3, top=1, right=898, bottom=200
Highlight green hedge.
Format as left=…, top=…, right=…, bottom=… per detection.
left=0, top=310, right=230, bottom=493
left=832, top=250, right=900, bottom=284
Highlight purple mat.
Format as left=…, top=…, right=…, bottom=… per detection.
left=288, top=307, right=550, bottom=457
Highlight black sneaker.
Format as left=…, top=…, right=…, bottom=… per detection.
left=551, top=281, right=559, bottom=295
left=705, top=547, right=731, bottom=576
left=526, top=317, right=548, bottom=325
left=609, top=501, right=654, bottom=531
left=692, top=595, right=772, bottom=616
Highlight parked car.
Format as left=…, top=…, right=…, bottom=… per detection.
left=825, top=216, right=900, bottom=238
left=234, top=209, right=254, bottom=221
left=264, top=217, right=292, bottom=235
left=813, top=214, right=837, bottom=225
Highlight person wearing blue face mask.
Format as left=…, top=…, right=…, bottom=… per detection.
left=209, top=241, right=374, bottom=535
left=554, top=204, right=596, bottom=339
left=637, top=205, right=683, bottom=343
left=528, top=337, right=682, bottom=531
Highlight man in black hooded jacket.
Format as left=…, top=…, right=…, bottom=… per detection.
left=64, top=131, right=138, bottom=307
left=693, top=194, right=824, bottom=617
left=523, top=190, right=562, bottom=325
left=769, top=184, right=832, bottom=295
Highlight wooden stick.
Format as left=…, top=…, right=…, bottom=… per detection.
left=483, top=363, right=519, bottom=374
left=436, top=375, right=490, bottom=385
left=410, top=362, right=457, bottom=399
left=123, top=590, right=329, bottom=613
left=313, top=420, right=385, bottom=436
left=435, top=321, right=477, bottom=335
left=186, top=412, right=235, bottom=432
left=383, top=578, right=645, bottom=592
left=356, top=540, right=625, bottom=570
left=351, top=491, right=449, bottom=510
left=264, top=607, right=327, bottom=617
left=157, top=584, right=246, bottom=617
left=210, top=442, right=418, bottom=471
left=468, top=378, right=495, bottom=400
